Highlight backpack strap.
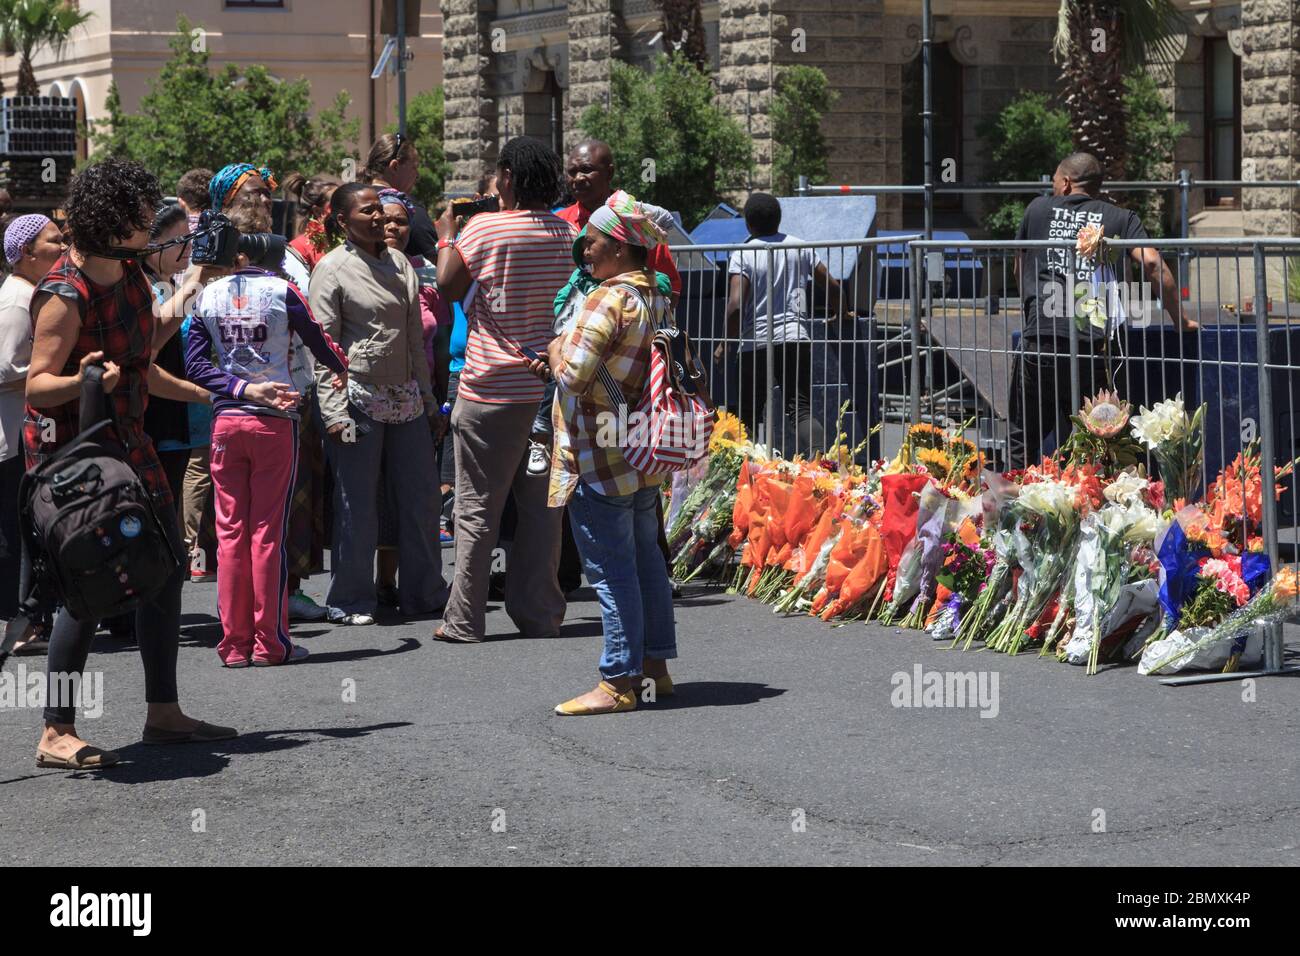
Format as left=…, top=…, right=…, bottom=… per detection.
left=595, top=282, right=658, bottom=411
left=78, top=363, right=111, bottom=434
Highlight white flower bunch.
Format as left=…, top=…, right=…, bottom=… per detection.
left=1130, top=394, right=1191, bottom=450
left=1096, top=500, right=1162, bottom=545
left=1017, top=479, right=1076, bottom=523
left=1102, top=471, right=1149, bottom=508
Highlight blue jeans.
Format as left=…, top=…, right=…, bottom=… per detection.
left=567, top=482, right=677, bottom=680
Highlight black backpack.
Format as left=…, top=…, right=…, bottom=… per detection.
left=0, top=365, right=179, bottom=668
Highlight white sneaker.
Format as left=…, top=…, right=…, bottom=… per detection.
left=527, top=440, right=550, bottom=476
left=288, top=592, right=328, bottom=622
left=327, top=607, right=375, bottom=626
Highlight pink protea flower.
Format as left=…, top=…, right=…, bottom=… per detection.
left=1080, top=389, right=1131, bottom=439
left=1076, top=223, right=1105, bottom=260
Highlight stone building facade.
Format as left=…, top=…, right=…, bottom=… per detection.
left=442, top=0, right=1299, bottom=235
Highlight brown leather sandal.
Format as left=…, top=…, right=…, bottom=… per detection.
left=36, top=745, right=120, bottom=770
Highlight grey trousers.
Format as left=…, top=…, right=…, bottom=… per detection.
left=325, top=407, right=450, bottom=615
left=441, top=397, right=565, bottom=641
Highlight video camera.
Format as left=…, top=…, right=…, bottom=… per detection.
left=189, top=209, right=287, bottom=268
left=450, top=195, right=499, bottom=221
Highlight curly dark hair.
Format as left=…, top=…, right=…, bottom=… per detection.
left=497, top=136, right=562, bottom=208
left=65, top=158, right=163, bottom=253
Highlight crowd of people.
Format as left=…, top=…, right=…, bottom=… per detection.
left=0, top=133, right=705, bottom=770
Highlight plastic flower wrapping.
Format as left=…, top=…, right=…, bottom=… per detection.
left=663, top=392, right=1299, bottom=677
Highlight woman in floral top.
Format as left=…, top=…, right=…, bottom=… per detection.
left=308, top=183, right=450, bottom=624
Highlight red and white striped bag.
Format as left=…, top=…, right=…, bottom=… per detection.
left=596, top=285, right=715, bottom=476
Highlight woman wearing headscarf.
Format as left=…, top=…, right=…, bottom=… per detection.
left=538, top=191, right=678, bottom=716
left=0, top=214, right=64, bottom=650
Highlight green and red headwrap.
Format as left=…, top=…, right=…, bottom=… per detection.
left=210, top=163, right=278, bottom=212
left=586, top=190, right=666, bottom=249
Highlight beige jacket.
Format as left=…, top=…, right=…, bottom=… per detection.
left=309, top=241, right=433, bottom=428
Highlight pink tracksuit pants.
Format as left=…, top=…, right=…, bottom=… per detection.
left=210, top=413, right=298, bottom=665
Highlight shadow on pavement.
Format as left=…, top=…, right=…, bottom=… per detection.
left=297, top=637, right=423, bottom=664
left=57, top=721, right=416, bottom=785
left=651, top=681, right=787, bottom=709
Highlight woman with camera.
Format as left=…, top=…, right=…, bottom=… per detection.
left=433, top=136, right=575, bottom=644
left=24, top=158, right=237, bottom=770
left=310, top=182, right=449, bottom=624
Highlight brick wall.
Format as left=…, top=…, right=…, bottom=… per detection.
left=1241, top=0, right=1300, bottom=237
left=443, top=0, right=498, bottom=193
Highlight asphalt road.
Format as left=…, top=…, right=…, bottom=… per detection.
left=2, top=564, right=1299, bottom=866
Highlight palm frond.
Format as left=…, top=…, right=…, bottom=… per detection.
left=1054, top=0, right=1186, bottom=67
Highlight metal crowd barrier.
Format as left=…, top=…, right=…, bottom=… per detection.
left=665, top=235, right=1300, bottom=628
left=795, top=174, right=1300, bottom=246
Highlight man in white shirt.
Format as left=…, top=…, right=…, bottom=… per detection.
left=716, top=193, right=852, bottom=456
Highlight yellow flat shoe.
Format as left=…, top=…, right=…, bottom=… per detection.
left=648, top=674, right=674, bottom=697
left=554, top=681, right=637, bottom=716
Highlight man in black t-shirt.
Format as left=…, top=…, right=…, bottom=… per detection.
left=1009, top=151, right=1193, bottom=467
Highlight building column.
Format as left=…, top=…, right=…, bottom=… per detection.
left=718, top=1, right=897, bottom=224
left=1241, top=0, right=1300, bottom=238
left=443, top=0, right=498, bottom=193
left=566, top=0, right=623, bottom=155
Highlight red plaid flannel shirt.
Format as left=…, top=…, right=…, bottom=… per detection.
left=24, top=254, right=173, bottom=506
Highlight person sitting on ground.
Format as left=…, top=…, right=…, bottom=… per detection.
left=1010, top=151, right=1194, bottom=469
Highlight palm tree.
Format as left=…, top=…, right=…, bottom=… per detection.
left=0, top=0, right=93, bottom=98
left=1053, top=0, right=1183, bottom=182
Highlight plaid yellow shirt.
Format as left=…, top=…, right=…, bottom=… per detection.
left=548, top=270, right=671, bottom=507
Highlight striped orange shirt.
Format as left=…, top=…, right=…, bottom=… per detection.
left=453, top=210, right=577, bottom=404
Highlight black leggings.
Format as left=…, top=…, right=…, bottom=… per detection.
left=735, top=342, right=827, bottom=457
left=0, top=454, right=21, bottom=620
left=44, top=499, right=184, bottom=725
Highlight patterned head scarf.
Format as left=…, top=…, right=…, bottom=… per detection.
left=586, top=190, right=665, bottom=249
left=4, top=213, right=51, bottom=264
left=209, top=163, right=278, bottom=212
left=376, top=188, right=414, bottom=217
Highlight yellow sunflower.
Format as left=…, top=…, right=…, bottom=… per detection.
left=710, top=409, right=747, bottom=452
left=916, top=446, right=952, bottom=480
left=908, top=422, right=949, bottom=449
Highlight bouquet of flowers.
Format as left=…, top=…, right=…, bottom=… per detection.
left=927, top=528, right=994, bottom=642
left=1130, top=394, right=1205, bottom=506
left=1140, top=567, right=1298, bottom=675
left=986, top=478, right=1079, bottom=655
left=1062, top=502, right=1163, bottom=672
